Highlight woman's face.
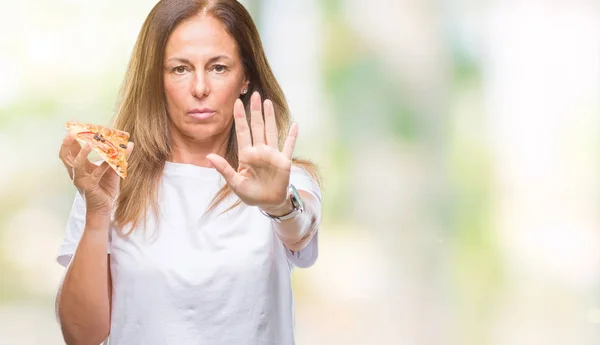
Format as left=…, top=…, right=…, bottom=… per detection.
left=163, top=14, right=249, bottom=145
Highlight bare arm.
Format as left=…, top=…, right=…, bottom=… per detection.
left=56, top=130, right=133, bottom=344
left=56, top=213, right=112, bottom=345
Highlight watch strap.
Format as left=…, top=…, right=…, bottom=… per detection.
left=259, top=184, right=304, bottom=223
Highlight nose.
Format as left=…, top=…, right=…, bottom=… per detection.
left=192, top=72, right=209, bottom=98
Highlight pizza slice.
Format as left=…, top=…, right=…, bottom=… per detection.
left=65, top=121, right=130, bottom=178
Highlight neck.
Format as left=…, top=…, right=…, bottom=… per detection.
left=168, top=125, right=231, bottom=168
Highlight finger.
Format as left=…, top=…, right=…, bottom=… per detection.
left=59, top=132, right=78, bottom=163
left=233, top=98, right=252, bottom=149
left=73, top=142, right=93, bottom=173
left=250, top=91, right=265, bottom=145
left=91, top=161, right=112, bottom=180
left=59, top=134, right=76, bottom=179
left=263, top=99, right=279, bottom=149
left=125, top=141, right=134, bottom=159
left=282, top=122, right=298, bottom=160
left=206, top=153, right=242, bottom=189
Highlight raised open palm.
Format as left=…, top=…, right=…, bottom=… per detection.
left=206, top=92, right=297, bottom=212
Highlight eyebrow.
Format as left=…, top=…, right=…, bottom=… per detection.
left=166, top=55, right=234, bottom=64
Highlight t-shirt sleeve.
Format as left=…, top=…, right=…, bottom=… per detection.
left=285, top=165, right=322, bottom=268
left=56, top=191, right=111, bottom=268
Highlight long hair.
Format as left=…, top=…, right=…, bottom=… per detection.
left=112, top=0, right=321, bottom=235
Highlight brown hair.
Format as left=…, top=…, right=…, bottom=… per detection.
left=112, top=0, right=321, bottom=235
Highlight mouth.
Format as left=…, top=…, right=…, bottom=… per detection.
left=187, top=108, right=216, bottom=120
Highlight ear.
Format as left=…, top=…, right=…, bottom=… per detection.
left=241, top=79, right=250, bottom=95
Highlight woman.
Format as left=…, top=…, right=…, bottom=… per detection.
left=55, top=1, right=322, bottom=344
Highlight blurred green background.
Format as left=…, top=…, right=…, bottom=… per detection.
left=1, top=0, right=599, bottom=344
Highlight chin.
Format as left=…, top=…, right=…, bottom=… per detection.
left=184, top=124, right=229, bottom=142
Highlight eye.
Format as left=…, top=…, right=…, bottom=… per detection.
left=172, top=66, right=188, bottom=74
left=212, top=64, right=227, bottom=73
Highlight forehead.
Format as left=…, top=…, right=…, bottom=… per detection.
left=165, top=14, right=238, bottom=60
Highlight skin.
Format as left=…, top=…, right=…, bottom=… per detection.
left=55, top=13, right=320, bottom=345
left=163, top=14, right=319, bottom=249
left=163, top=14, right=250, bottom=166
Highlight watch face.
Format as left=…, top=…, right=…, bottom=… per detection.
left=289, top=184, right=304, bottom=210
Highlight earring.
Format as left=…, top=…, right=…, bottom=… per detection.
left=242, top=89, right=248, bottom=95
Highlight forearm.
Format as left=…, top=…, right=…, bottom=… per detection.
left=263, top=191, right=320, bottom=252
left=57, top=213, right=112, bottom=345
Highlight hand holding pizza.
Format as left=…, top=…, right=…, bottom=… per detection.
left=59, top=122, right=134, bottom=216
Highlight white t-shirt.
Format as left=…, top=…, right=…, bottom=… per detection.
left=56, top=162, right=321, bottom=345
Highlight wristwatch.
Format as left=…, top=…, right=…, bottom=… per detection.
left=260, top=184, right=304, bottom=223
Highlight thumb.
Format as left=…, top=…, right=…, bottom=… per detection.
left=206, top=154, right=239, bottom=187
left=126, top=142, right=134, bottom=159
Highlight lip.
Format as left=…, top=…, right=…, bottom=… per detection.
left=188, top=108, right=216, bottom=120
